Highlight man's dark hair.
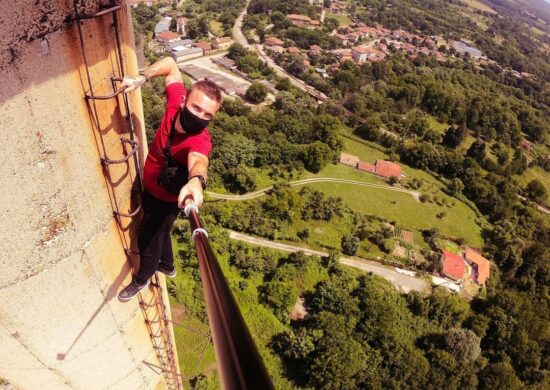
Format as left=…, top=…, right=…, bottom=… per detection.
left=189, top=78, right=223, bottom=103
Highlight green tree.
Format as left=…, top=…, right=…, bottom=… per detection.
left=444, top=328, right=481, bottom=362
left=447, top=178, right=465, bottom=196
left=245, top=82, right=268, bottom=103
left=302, top=141, right=333, bottom=173
left=341, top=234, right=359, bottom=256
left=524, top=179, right=547, bottom=203
left=478, top=362, right=522, bottom=390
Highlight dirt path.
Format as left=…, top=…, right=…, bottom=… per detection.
left=228, top=231, right=427, bottom=293
left=206, top=177, right=421, bottom=202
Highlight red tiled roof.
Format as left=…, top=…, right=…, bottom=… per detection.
left=288, top=14, right=311, bottom=21
left=194, top=41, right=211, bottom=50
left=357, top=161, right=375, bottom=172
left=265, top=37, right=284, bottom=46
left=464, top=248, right=491, bottom=285
left=157, top=31, right=179, bottom=40
left=375, top=160, right=402, bottom=178
left=442, top=250, right=465, bottom=281
left=288, top=46, right=300, bottom=54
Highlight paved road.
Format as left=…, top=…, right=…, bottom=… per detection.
left=206, top=177, right=421, bottom=202
left=517, top=194, right=550, bottom=214
left=229, top=231, right=427, bottom=293
left=233, top=0, right=251, bottom=48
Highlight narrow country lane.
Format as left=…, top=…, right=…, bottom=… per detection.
left=206, top=177, right=421, bottom=202
left=228, top=231, right=428, bottom=293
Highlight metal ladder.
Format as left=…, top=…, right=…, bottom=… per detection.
left=70, top=2, right=182, bottom=388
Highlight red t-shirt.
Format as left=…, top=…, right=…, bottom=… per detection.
left=143, top=82, right=212, bottom=203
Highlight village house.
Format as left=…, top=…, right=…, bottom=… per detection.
left=351, top=46, right=385, bottom=64
left=177, top=17, right=187, bottom=35
left=265, top=37, right=284, bottom=47
left=442, top=250, right=465, bottom=282
left=309, top=45, right=322, bottom=57
left=315, top=68, right=329, bottom=79
left=339, top=153, right=360, bottom=168
left=164, top=38, right=193, bottom=52
left=193, top=41, right=212, bottom=55
left=357, top=161, right=375, bottom=173
left=288, top=14, right=320, bottom=28
left=346, top=31, right=362, bottom=43
left=287, top=46, right=301, bottom=55
left=463, top=248, right=491, bottom=285
left=155, top=31, right=180, bottom=44
left=374, top=160, right=402, bottom=179
left=213, top=36, right=234, bottom=51
left=171, top=47, right=203, bottom=63
left=452, top=40, right=482, bottom=58
left=334, top=33, right=349, bottom=46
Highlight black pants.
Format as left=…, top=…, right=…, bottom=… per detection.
left=135, top=190, right=180, bottom=285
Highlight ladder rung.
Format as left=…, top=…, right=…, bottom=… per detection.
left=72, top=5, right=122, bottom=21
left=114, top=204, right=141, bottom=218
left=101, top=138, right=139, bottom=165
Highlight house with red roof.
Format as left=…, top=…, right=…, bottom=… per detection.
left=156, top=31, right=180, bottom=43
left=442, top=250, right=465, bottom=282
left=463, top=248, right=491, bottom=285
left=287, top=46, right=301, bottom=55
left=193, top=41, right=211, bottom=55
left=308, top=45, right=322, bottom=57
left=374, top=160, right=402, bottom=179
left=265, top=37, right=284, bottom=47
left=334, top=33, right=349, bottom=46
left=357, top=161, right=375, bottom=173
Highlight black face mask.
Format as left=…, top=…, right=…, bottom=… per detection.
left=179, top=105, right=210, bottom=135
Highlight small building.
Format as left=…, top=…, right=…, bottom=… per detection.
left=315, top=68, right=328, bottom=78
left=374, top=160, right=402, bottom=179
left=177, top=17, right=188, bottom=35
left=334, top=33, right=348, bottom=46
left=333, top=48, right=352, bottom=62
left=156, top=31, right=180, bottom=44
left=351, top=45, right=370, bottom=63
left=193, top=41, right=212, bottom=55
left=442, top=250, right=465, bottom=282
left=287, top=46, right=301, bottom=55
left=165, top=39, right=193, bottom=51
left=357, top=161, right=375, bottom=173
left=339, top=153, right=359, bottom=167
left=213, top=36, right=234, bottom=51
left=265, top=37, right=284, bottom=47
left=171, top=47, right=203, bottom=63
left=346, top=32, right=362, bottom=43
left=288, top=14, right=312, bottom=27
left=309, top=44, right=322, bottom=57
left=452, top=40, right=482, bottom=59
left=463, top=248, right=491, bottom=285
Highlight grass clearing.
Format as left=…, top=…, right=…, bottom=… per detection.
left=426, top=115, right=449, bottom=134
left=326, top=12, right=352, bottom=26
left=460, top=0, right=497, bottom=14
left=515, top=166, right=550, bottom=204
left=209, top=20, right=224, bottom=36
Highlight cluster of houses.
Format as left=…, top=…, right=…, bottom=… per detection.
left=442, top=248, right=491, bottom=286
left=287, top=14, right=321, bottom=28
left=339, top=152, right=403, bottom=180
left=153, top=16, right=234, bottom=63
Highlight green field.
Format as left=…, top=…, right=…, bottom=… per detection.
left=326, top=12, right=352, bottom=26
left=209, top=20, right=224, bottom=36
left=426, top=115, right=449, bottom=134
left=301, top=137, right=484, bottom=247
left=515, top=166, right=550, bottom=204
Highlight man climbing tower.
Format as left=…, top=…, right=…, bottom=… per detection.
left=118, top=57, right=223, bottom=301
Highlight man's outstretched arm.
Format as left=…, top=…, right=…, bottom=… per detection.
left=121, top=57, right=181, bottom=91
left=178, top=152, right=209, bottom=208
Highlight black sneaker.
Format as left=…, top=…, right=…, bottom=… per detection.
left=158, top=264, right=177, bottom=278
left=118, top=280, right=150, bottom=301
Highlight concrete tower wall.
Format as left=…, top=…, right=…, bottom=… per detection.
left=0, top=1, right=178, bottom=388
